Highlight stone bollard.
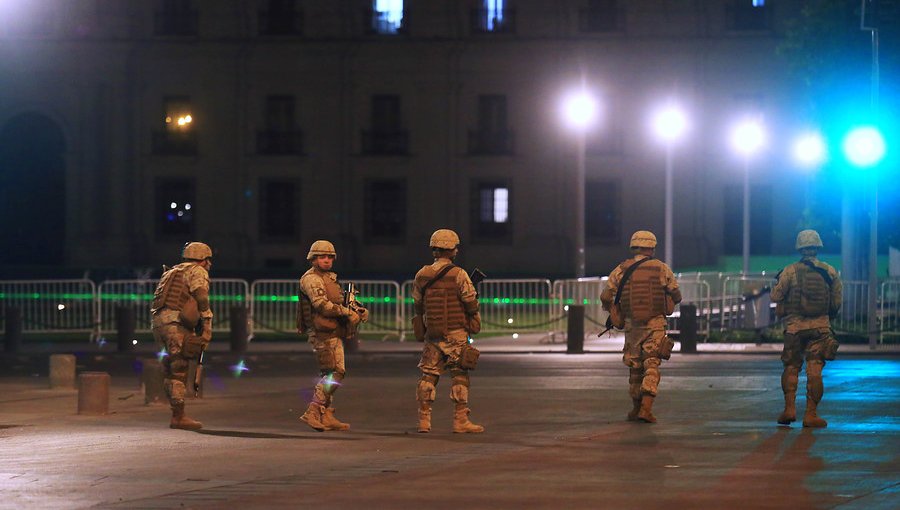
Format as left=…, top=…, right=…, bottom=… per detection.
left=230, top=306, right=249, bottom=353
left=141, top=358, right=167, bottom=404
left=49, top=354, right=76, bottom=389
left=680, top=304, right=698, bottom=354
left=78, top=372, right=110, bottom=415
left=566, top=305, right=585, bottom=354
left=4, top=307, right=23, bottom=353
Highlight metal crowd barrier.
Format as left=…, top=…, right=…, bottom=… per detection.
left=832, top=280, right=869, bottom=336
left=477, top=279, right=554, bottom=335
left=552, top=278, right=607, bottom=334
left=0, top=279, right=97, bottom=333
left=668, top=278, right=712, bottom=338
left=719, top=275, right=777, bottom=331
left=249, top=279, right=400, bottom=337
left=97, top=279, right=249, bottom=335
left=881, top=280, right=900, bottom=344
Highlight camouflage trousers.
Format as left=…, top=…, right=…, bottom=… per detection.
left=309, top=335, right=346, bottom=407
left=416, top=330, right=471, bottom=406
left=781, top=327, right=834, bottom=367
left=152, top=322, right=192, bottom=408
left=622, top=319, right=668, bottom=398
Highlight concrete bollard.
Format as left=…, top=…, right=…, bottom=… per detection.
left=49, top=354, right=76, bottom=389
left=230, top=306, right=249, bottom=353
left=680, top=304, right=698, bottom=354
left=4, top=307, right=23, bottom=353
left=141, top=358, right=166, bottom=404
left=115, top=306, right=136, bottom=352
left=566, top=305, right=585, bottom=354
left=78, top=372, right=110, bottom=415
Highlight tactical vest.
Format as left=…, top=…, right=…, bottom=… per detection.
left=618, top=259, right=667, bottom=322
left=415, top=265, right=466, bottom=339
left=297, top=286, right=314, bottom=334
left=303, top=272, right=346, bottom=336
left=150, top=264, right=194, bottom=314
left=786, top=262, right=831, bottom=317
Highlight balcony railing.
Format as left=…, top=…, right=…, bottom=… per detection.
left=153, top=10, right=198, bottom=36
left=258, top=10, right=303, bottom=36
left=468, top=129, right=514, bottom=155
left=470, top=8, right=516, bottom=34
left=152, top=130, right=198, bottom=156
left=361, top=130, right=409, bottom=155
left=256, top=130, right=304, bottom=155
left=578, top=7, right=624, bottom=33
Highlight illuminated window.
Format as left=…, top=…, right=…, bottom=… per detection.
left=371, top=0, right=404, bottom=35
left=752, top=0, right=765, bottom=6
left=472, top=0, right=515, bottom=33
left=164, top=96, right=193, bottom=131
left=155, top=178, right=195, bottom=238
left=365, top=179, right=407, bottom=243
left=153, top=96, right=196, bottom=155
left=471, top=181, right=511, bottom=242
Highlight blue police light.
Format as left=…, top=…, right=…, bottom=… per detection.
left=842, top=126, right=886, bottom=168
left=792, top=131, right=827, bottom=169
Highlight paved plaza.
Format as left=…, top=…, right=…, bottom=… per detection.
left=1, top=337, right=898, bottom=509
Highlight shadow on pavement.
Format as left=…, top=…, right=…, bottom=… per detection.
left=196, top=429, right=360, bottom=440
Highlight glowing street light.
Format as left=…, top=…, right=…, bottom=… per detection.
left=730, top=117, right=766, bottom=274
left=652, top=103, right=689, bottom=268
left=792, top=131, right=827, bottom=169
left=561, top=86, right=599, bottom=278
left=843, top=125, right=887, bottom=350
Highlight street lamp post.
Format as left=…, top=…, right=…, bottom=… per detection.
left=730, top=118, right=766, bottom=275
left=562, top=87, right=598, bottom=278
left=653, top=104, right=688, bottom=268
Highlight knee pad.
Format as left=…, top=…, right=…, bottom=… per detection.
left=450, top=371, right=470, bottom=404
left=417, top=375, right=438, bottom=403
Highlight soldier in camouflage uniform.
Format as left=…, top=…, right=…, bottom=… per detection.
left=412, top=229, right=484, bottom=434
left=297, top=240, right=368, bottom=432
left=770, top=229, right=842, bottom=428
left=150, top=242, right=214, bottom=430
left=601, top=231, right=681, bottom=423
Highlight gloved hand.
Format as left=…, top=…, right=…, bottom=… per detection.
left=355, top=306, right=369, bottom=323
left=200, top=319, right=212, bottom=345
left=347, top=309, right=361, bottom=328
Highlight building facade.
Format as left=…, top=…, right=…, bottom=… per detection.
left=0, top=0, right=813, bottom=277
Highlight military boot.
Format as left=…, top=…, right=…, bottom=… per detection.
left=453, top=405, right=484, bottom=434
left=777, top=392, right=797, bottom=425
left=802, top=400, right=827, bottom=428
left=300, top=402, right=326, bottom=432
left=321, top=407, right=350, bottom=431
left=417, top=402, right=432, bottom=433
left=627, top=399, right=642, bottom=421
left=170, top=403, right=203, bottom=430
left=637, top=394, right=657, bottom=423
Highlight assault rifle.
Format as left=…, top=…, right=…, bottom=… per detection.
left=193, top=348, right=205, bottom=397
left=469, top=268, right=486, bottom=296
left=343, top=282, right=367, bottom=336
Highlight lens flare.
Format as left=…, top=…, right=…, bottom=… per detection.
left=156, top=348, right=168, bottom=362
left=230, top=359, right=250, bottom=378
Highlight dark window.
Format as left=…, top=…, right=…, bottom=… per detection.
left=471, top=1, right=516, bottom=34
left=362, top=95, right=408, bottom=155
left=259, top=0, right=302, bottom=35
left=369, top=0, right=405, bottom=35
left=259, top=179, right=300, bottom=240
left=585, top=180, right=620, bottom=243
left=154, top=0, right=197, bottom=36
left=155, top=178, right=195, bottom=238
left=727, top=0, right=770, bottom=31
left=723, top=184, right=772, bottom=255
left=153, top=96, right=197, bottom=155
left=257, top=95, right=303, bottom=155
left=365, top=179, right=407, bottom=243
left=469, top=95, right=514, bottom=155
left=471, top=181, right=511, bottom=242
left=580, top=0, right=621, bottom=32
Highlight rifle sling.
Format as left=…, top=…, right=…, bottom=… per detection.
left=419, top=264, right=457, bottom=296
left=800, top=260, right=833, bottom=287
left=614, top=257, right=654, bottom=305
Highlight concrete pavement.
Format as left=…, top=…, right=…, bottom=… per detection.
left=1, top=346, right=898, bottom=509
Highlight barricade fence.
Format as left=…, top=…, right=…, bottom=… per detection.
left=2, top=275, right=898, bottom=344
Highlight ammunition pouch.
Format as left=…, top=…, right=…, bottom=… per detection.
left=460, top=343, right=480, bottom=371
left=412, top=315, right=426, bottom=342
left=466, top=312, right=482, bottom=335
left=313, top=315, right=340, bottom=335
left=609, top=303, right=625, bottom=329
left=316, top=347, right=338, bottom=371
left=179, top=298, right=200, bottom=330
left=182, top=335, right=205, bottom=360
left=659, top=336, right=675, bottom=360
left=665, top=295, right=675, bottom=316
left=823, top=335, right=839, bottom=361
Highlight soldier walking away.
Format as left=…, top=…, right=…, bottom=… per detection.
left=770, top=230, right=842, bottom=428
left=601, top=231, right=681, bottom=424
left=150, top=242, right=214, bottom=430
left=297, top=240, right=368, bottom=432
left=412, top=229, right=484, bottom=433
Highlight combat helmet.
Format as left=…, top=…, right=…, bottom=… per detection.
left=182, top=242, right=212, bottom=261
left=629, top=230, right=658, bottom=249
left=307, top=240, right=337, bottom=261
left=795, top=229, right=824, bottom=250
left=430, top=229, right=460, bottom=250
